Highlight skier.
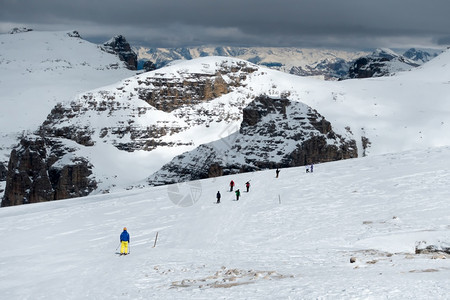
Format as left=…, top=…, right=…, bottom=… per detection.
left=120, top=227, right=130, bottom=255
left=230, top=180, right=235, bottom=192
left=235, top=189, right=241, bottom=201
left=310, top=164, right=314, bottom=173
left=276, top=168, right=280, bottom=178
left=216, top=191, right=221, bottom=204
left=245, top=181, right=250, bottom=192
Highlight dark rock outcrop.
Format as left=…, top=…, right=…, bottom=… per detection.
left=148, top=95, right=357, bottom=185
left=67, top=30, right=81, bottom=38
left=101, top=35, right=138, bottom=70
left=9, top=27, right=33, bottom=34
left=143, top=60, right=157, bottom=72
left=346, top=48, right=419, bottom=79
left=0, top=163, right=7, bottom=181
left=1, top=136, right=97, bottom=207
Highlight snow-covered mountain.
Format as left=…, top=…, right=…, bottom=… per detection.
left=4, top=47, right=450, bottom=206
left=346, top=48, right=421, bottom=79
left=2, top=58, right=265, bottom=205
left=0, top=29, right=137, bottom=175
left=136, top=46, right=369, bottom=80
left=2, top=30, right=450, bottom=207
left=403, top=48, right=438, bottom=64
left=101, top=35, right=138, bottom=70
left=1, top=146, right=449, bottom=298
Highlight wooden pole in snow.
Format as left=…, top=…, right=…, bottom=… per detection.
left=153, top=232, right=159, bottom=248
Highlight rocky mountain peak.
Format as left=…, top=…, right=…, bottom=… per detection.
left=346, top=48, right=419, bottom=79
left=372, top=48, right=399, bottom=59
left=403, top=48, right=435, bottom=63
left=101, top=35, right=138, bottom=70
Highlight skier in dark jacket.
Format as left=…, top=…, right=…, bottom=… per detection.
left=229, top=180, right=235, bottom=192
left=245, top=181, right=250, bottom=192
left=235, top=189, right=241, bottom=201
left=216, top=191, right=221, bottom=204
left=276, top=168, right=280, bottom=178
left=120, top=227, right=130, bottom=255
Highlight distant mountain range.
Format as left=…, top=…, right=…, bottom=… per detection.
left=136, top=46, right=440, bottom=80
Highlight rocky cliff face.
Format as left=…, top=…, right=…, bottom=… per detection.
left=38, top=60, right=257, bottom=153
left=40, top=99, right=190, bottom=152
left=101, top=35, right=138, bottom=70
left=148, top=95, right=357, bottom=185
left=0, top=163, right=6, bottom=181
left=1, top=136, right=96, bottom=207
left=137, top=61, right=256, bottom=113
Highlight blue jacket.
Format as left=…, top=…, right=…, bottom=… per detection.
left=120, top=230, right=130, bottom=242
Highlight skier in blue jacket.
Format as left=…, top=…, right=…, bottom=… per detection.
left=120, top=227, right=130, bottom=255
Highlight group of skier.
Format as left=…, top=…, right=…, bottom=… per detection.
left=216, top=180, right=251, bottom=204
left=217, top=164, right=313, bottom=203
left=120, top=165, right=316, bottom=254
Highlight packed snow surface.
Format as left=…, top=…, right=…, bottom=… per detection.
left=0, top=146, right=449, bottom=299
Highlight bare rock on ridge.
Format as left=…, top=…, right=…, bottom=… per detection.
left=101, top=35, right=138, bottom=70
left=148, top=95, right=358, bottom=185
left=1, top=136, right=97, bottom=207
left=0, top=163, right=7, bottom=181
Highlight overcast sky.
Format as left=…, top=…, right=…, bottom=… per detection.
left=1, top=0, right=450, bottom=50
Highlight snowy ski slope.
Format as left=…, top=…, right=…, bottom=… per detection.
left=0, top=146, right=449, bottom=299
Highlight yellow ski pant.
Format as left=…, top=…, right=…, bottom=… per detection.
left=120, top=241, right=128, bottom=254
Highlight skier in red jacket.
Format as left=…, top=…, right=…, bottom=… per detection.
left=229, top=180, right=235, bottom=192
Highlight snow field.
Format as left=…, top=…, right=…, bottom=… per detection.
left=0, top=146, right=449, bottom=299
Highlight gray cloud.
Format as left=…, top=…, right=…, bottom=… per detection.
left=1, top=0, right=449, bottom=49
left=437, top=36, right=450, bottom=45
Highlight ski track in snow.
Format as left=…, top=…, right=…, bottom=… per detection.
left=0, top=147, right=449, bottom=299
